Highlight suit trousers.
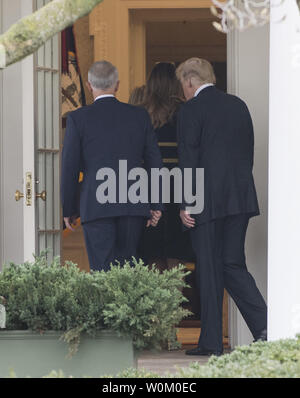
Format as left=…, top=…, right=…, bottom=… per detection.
left=190, top=214, right=267, bottom=352
left=82, top=216, right=145, bottom=272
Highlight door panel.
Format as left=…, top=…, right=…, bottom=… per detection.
left=1, top=0, right=61, bottom=266
left=0, top=0, right=24, bottom=267
left=35, top=0, right=61, bottom=262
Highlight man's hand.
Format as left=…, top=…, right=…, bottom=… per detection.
left=64, top=215, right=78, bottom=232
left=146, top=210, right=162, bottom=227
left=180, top=210, right=195, bottom=228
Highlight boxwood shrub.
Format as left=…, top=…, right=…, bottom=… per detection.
left=0, top=254, right=190, bottom=356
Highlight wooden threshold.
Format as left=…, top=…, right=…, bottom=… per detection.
left=177, top=327, right=229, bottom=348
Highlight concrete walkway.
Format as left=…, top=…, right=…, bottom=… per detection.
left=138, top=346, right=232, bottom=376
left=137, top=347, right=210, bottom=376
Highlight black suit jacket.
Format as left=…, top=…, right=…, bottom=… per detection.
left=177, top=86, right=259, bottom=224
left=61, top=97, right=163, bottom=223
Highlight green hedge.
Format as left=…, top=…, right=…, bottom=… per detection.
left=110, top=336, right=300, bottom=378
left=0, top=254, right=190, bottom=356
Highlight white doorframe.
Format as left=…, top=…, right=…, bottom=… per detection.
left=227, top=27, right=240, bottom=348
left=227, top=25, right=270, bottom=348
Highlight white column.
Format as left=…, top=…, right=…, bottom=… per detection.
left=268, top=0, right=300, bottom=340
left=227, top=24, right=269, bottom=347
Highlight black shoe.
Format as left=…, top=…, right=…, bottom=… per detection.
left=253, top=328, right=267, bottom=342
left=185, top=346, right=223, bottom=357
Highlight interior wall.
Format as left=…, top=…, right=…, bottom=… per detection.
left=227, top=25, right=269, bottom=346
left=0, top=0, right=24, bottom=269
left=268, top=0, right=300, bottom=341
left=146, top=19, right=226, bottom=75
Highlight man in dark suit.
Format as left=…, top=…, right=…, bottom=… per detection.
left=176, top=58, right=267, bottom=356
left=61, top=61, right=163, bottom=271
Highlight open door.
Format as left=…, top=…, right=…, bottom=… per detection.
left=15, top=0, right=61, bottom=263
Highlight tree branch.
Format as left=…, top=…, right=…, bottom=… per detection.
left=0, top=0, right=104, bottom=69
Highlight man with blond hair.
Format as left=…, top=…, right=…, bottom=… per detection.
left=176, top=58, right=267, bottom=356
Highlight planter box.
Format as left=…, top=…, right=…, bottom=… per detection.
left=0, top=330, right=136, bottom=377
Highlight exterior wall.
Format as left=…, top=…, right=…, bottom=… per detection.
left=268, top=0, right=300, bottom=340
left=0, top=0, right=24, bottom=269
left=0, top=0, right=3, bottom=268
left=228, top=25, right=269, bottom=346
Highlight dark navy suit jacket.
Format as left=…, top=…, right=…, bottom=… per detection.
left=61, top=97, right=163, bottom=223
left=177, top=86, right=260, bottom=224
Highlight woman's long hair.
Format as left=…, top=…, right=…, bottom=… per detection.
left=128, top=85, right=146, bottom=106
left=143, top=62, right=184, bottom=129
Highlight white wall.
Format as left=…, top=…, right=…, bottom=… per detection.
left=227, top=24, right=269, bottom=346
left=0, top=0, right=24, bottom=269
left=0, top=0, right=3, bottom=267
left=268, top=0, right=300, bottom=340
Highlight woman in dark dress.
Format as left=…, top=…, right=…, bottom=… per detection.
left=131, top=62, right=195, bottom=271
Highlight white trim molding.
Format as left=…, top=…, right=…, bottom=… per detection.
left=227, top=23, right=270, bottom=348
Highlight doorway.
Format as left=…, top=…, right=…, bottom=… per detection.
left=138, top=10, right=228, bottom=347
left=62, top=4, right=229, bottom=347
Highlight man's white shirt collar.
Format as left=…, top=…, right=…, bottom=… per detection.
left=94, top=94, right=115, bottom=102
left=194, top=84, right=214, bottom=97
